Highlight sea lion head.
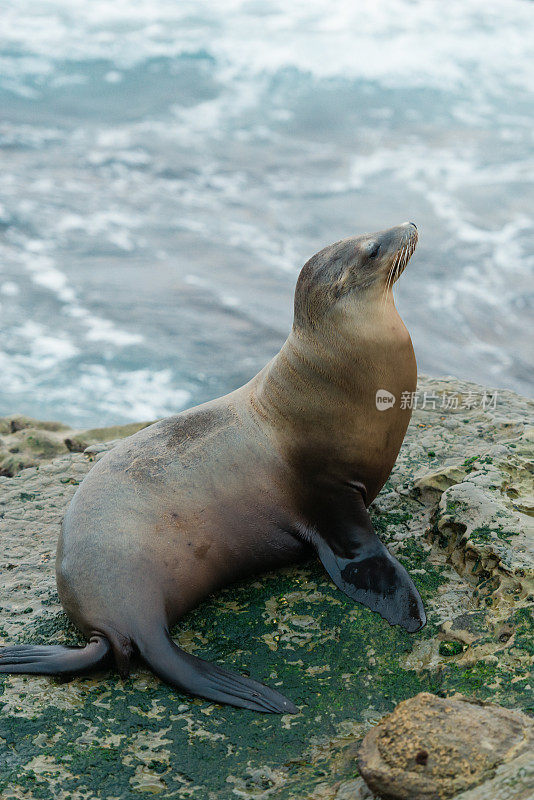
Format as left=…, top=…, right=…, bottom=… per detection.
left=294, top=222, right=418, bottom=329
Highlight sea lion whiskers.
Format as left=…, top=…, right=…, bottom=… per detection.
left=382, top=249, right=401, bottom=307
left=395, top=229, right=418, bottom=281
left=381, top=226, right=418, bottom=308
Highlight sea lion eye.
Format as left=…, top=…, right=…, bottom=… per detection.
left=367, top=241, right=380, bottom=259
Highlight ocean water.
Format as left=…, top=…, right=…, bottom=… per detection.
left=0, top=0, right=532, bottom=427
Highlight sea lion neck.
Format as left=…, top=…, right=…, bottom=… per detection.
left=249, top=307, right=416, bottom=499
left=251, top=321, right=383, bottom=427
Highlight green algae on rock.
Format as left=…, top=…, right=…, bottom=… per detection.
left=0, top=375, right=533, bottom=799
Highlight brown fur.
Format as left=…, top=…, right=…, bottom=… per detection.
left=1, top=222, right=421, bottom=713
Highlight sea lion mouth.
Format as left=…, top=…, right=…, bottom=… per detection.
left=386, top=222, right=418, bottom=289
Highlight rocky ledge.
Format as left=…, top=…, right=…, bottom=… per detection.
left=0, top=375, right=532, bottom=800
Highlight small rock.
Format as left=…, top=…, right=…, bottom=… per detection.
left=335, top=777, right=375, bottom=799
left=83, top=440, right=118, bottom=455
left=358, top=692, right=534, bottom=800
left=414, top=465, right=468, bottom=502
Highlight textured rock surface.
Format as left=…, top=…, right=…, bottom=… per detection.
left=420, top=427, right=533, bottom=608
left=0, top=375, right=532, bottom=799
left=452, top=751, right=534, bottom=800
left=358, top=692, right=534, bottom=799
left=0, top=414, right=152, bottom=477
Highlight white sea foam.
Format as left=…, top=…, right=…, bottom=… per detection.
left=0, top=0, right=532, bottom=420
left=31, top=264, right=76, bottom=303
left=12, top=238, right=146, bottom=348
left=343, top=142, right=534, bottom=298
left=55, top=209, right=141, bottom=238
left=1, top=0, right=532, bottom=96
left=74, top=366, right=190, bottom=421
left=13, top=321, right=80, bottom=370
left=84, top=316, right=144, bottom=346
left=0, top=281, right=20, bottom=296
left=0, top=346, right=190, bottom=422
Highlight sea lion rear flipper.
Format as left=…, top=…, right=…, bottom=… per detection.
left=308, top=483, right=426, bottom=632
left=138, top=629, right=298, bottom=714
left=0, top=636, right=111, bottom=674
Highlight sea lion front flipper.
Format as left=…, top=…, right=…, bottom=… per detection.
left=307, top=483, right=426, bottom=632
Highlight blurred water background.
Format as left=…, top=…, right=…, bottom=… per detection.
left=0, top=0, right=532, bottom=426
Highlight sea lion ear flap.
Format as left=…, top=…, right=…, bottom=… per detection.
left=311, top=488, right=426, bottom=633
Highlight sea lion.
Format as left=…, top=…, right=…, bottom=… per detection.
left=0, top=222, right=425, bottom=713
